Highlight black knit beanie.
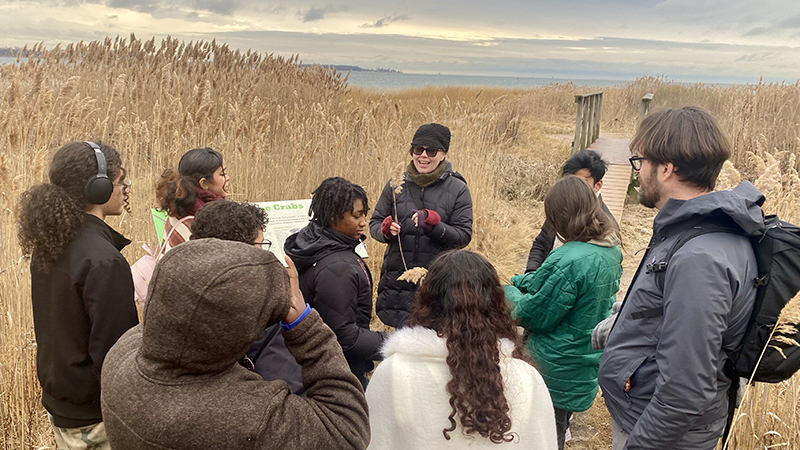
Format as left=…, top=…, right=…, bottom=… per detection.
left=411, top=123, right=451, bottom=152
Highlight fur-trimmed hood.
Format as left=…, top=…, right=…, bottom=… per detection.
left=381, top=326, right=516, bottom=360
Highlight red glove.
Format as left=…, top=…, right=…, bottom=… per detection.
left=414, top=209, right=440, bottom=233
left=381, top=216, right=394, bottom=235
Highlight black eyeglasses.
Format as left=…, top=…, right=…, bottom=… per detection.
left=410, top=146, right=442, bottom=158
left=629, top=155, right=648, bottom=171
left=254, top=239, right=272, bottom=251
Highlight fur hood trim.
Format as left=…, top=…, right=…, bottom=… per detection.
left=381, top=326, right=516, bottom=360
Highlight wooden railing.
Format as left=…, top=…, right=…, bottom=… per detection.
left=572, top=92, right=603, bottom=154
left=639, top=93, right=654, bottom=125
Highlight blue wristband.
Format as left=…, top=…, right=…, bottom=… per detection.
left=280, top=303, right=311, bottom=330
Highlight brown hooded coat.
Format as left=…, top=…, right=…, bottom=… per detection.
left=101, top=238, right=370, bottom=449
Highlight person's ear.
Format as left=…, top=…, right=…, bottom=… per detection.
left=199, top=177, right=207, bottom=189
left=660, top=163, right=676, bottom=181
left=594, top=180, right=603, bottom=192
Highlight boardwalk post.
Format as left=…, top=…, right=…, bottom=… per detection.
left=595, top=94, right=603, bottom=142
left=638, top=93, right=654, bottom=126
left=573, top=96, right=584, bottom=154
left=572, top=92, right=603, bottom=155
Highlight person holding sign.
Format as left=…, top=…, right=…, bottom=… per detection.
left=155, top=147, right=229, bottom=253
left=369, top=123, right=473, bottom=328
left=285, top=177, right=387, bottom=388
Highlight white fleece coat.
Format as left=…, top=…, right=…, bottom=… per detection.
left=366, top=327, right=558, bottom=449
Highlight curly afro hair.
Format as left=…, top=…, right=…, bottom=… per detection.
left=190, top=200, right=268, bottom=244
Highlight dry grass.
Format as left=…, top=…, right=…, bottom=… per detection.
left=1, top=36, right=799, bottom=449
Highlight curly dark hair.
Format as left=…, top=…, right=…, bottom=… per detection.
left=408, top=250, right=530, bottom=443
left=190, top=200, right=268, bottom=244
left=544, top=175, right=619, bottom=243
left=18, top=141, right=125, bottom=270
left=156, top=147, right=223, bottom=218
left=309, top=177, right=368, bottom=227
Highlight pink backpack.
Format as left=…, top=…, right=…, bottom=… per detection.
left=130, top=215, right=192, bottom=306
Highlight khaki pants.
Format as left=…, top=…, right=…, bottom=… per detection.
left=49, top=415, right=111, bottom=450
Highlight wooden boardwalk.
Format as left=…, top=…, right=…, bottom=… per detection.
left=588, top=138, right=632, bottom=222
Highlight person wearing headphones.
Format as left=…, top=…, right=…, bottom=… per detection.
left=18, top=141, right=139, bottom=449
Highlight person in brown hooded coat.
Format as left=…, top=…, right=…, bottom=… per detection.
left=100, top=238, right=370, bottom=449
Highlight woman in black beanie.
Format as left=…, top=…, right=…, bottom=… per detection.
left=369, top=123, right=474, bottom=328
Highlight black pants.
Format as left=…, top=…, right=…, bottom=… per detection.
left=554, top=408, right=573, bottom=450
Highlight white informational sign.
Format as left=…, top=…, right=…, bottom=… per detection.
left=256, top=199, right=368, bottom=266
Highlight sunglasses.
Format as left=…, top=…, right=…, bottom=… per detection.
left=410, top=146, right=442, bottom=158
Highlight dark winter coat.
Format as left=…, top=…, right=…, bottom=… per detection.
left=31, top=214, right=138, bottom=428
left=598, top=182, right=763, bottom=449
left=526, top=194, right=617, bottom=273
left=369, top=161, right=473, bottom=328
left=101, top=239, right=370, bottom=450
left=245, top=323, right=305, bottom=395
left=284, top=222, right=387, bottom=388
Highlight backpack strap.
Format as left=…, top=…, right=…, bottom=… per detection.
left=649, top=220, right=742, bottom=292
left=158, top=215, right=194, bottom=259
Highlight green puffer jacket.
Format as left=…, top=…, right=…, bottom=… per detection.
left=505, top=235, right=622, bottom=412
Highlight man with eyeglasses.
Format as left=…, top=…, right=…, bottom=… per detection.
left=190, top=200, right=305, bottom=395
left=525, top=149, right=616, bottom=273
left=597, top=107, right=763, bottom=450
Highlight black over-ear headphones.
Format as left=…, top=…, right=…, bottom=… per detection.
left=83, top=141, right=114, bottom=204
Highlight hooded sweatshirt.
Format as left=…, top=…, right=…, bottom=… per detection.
left=284, top=222, right=387, bottom=388
left=598, top=181, right=763, bottom=449
left=505, top=233, right=623, bottom=412
left=101, top=239, right=370, bottom=450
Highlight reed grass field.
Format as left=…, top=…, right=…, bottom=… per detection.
left=1, top=36, right=799, bottom=449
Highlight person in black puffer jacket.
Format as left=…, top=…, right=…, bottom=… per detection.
left=369, top=123, right=473, bottom=328
left=284, top=177, right=387, bottom=388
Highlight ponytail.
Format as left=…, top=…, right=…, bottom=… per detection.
left=155, top=169, right=199, bottom=218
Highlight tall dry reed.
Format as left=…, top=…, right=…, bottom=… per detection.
left=1, top=36, right=799, bottom=449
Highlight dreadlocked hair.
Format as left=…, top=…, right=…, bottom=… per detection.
left=191, top=200, right=268, bottom=244
left=18, top=141, right=124, bottom=270
left=156, top=147, right=223, bottom=218
left=408, top=250, right=530, bottom=443
left=309, top=177, right=369, bottom=227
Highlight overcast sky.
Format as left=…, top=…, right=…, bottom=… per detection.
left=1, top=0, right=798, bottom=83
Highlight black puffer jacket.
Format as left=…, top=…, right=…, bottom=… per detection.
left=369, top=161, right=473, bottom=328
left=284, top=222, right=387, bottom=388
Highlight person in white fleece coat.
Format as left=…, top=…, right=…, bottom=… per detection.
left=366, top=250, right=557, bottom=449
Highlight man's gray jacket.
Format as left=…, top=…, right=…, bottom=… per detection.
left=598, top=181, right=764, bottom=449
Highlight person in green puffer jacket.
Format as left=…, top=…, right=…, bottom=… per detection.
left=505, top=175, right=623, bottom=450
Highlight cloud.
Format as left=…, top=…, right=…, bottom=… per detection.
left=742, top=27, right=771, bottom=37
left=299, top=5, right=347, bottom=22
left=736, top=52, right=775, bottom=62
left=360, top=14, right=409, bottom=28
left=779, top=14, right=800, bottom=29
